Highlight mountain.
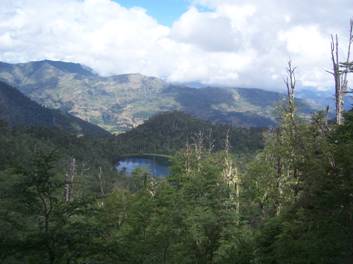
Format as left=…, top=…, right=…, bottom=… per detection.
left=0, top=60, right=318, bottom=134
left=113, top=111, right=264, bottom=155
left=297, top=88, right=353, bottom=112
left=0, top=81, right=110, bottom=137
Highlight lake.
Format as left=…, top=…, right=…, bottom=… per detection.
left=116, top=155, right=171, bottom=177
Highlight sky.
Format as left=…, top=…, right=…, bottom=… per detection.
left=0, top=0, right=352, bottom=91
left=113, top=0, right=190, bottom=26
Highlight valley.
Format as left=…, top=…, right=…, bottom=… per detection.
left=0, top=61, right=352, bottom=263
left=0, top=60, right=320, bottom=134
left=1, top=0, right=353, bottom=262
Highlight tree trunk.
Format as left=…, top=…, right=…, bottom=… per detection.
left=64, top=158, right=76, bottom=202
left=330, top=20, right=353, bottom=125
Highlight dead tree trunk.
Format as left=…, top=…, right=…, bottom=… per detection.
left=64, top=172, right=70, bottom=203
left=97, top=166, right=105, bottom=197
left=184, top=139, right=192, bottom=176
left=331, top=34, right=342, bottom=125
left=64, top=158, right=76, bottom=202
left=284, top=60, right=301, bottom=200
left=284, top=60, right=296, bottom=123
left=222, top=131, right=240, bottom=224
left=330, top=20, right=353, bottom=125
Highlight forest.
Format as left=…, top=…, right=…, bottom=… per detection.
left=1, top=66, right=353, bottom=263
left=1, top=15, right=353, bottom=264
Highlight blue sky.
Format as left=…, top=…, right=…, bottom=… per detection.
left=114, top=0, right=190, bottom=26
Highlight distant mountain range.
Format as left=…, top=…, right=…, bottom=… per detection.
left=0, top=60, right=323, bottom=134
left=297, top=88, right=352, bottom=112
left=0, top=81, right=110, bottom=137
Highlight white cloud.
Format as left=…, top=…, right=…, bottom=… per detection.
left=0, top=0, right=352, bottom=90
left=170, top=7, right=240, bottom=52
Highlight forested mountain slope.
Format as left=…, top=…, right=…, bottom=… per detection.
left=0, top=81, right=110, bottom=137
left=113, top=111, right=264, bottom=155
left=0, top=60, right=318, bottom=133
left=1, top=107, right=352, bottom=263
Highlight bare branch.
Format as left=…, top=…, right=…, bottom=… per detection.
left=284, top=60, right=296, bottom=121
left=330, top=20, right=353, bottom=125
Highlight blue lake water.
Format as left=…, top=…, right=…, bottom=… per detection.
left=116, top=155, right=170, bottom=177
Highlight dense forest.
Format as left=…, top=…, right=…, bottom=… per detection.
left=1, top=24, right=353, bottom=263
left=2, top=0, right=353, bottom=262
left=113, top=111, right=264, bottom=156
left=1, top=87, right=353, bottom=263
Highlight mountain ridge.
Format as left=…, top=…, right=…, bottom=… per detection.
left=0, top=60, right=320, bottom=133
left=0, top=81, right=110, bottom=137
left=113, top=111, right=264, bottom=155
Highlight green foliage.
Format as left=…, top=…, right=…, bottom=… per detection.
left=114, top=111, right=264, bottom=156
left=0, top=100, right=352, bottom=263
left=0, top=152, right=99, bottom=263
left=253, top=111, right=353, bottom=263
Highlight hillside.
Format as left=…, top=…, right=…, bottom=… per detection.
left=297, top=88, right=353, bottom=112
left=0, top=81, right=110, bottom=137
left=113, top=111, right=264, bottom=155
left=0, top=60, right=318, bottom=133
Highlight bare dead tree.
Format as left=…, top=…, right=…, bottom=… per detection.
left=97, top=166, right=105, bottom=197
left=183, top=138, right=192, bottom=176
left=192, top=131, right=205, bottom=172
left=205, top=129, right=215, bottom=153
left=64, top=172, right=70, bottom=202
left=330, top=34, right=341, bottom=125
left=64, top=158, right=76, bottom=202
left=222, top=130, right=240, bottom=223
left=284, top=60, right=296, bottom=123
left=329, top=19, right=353, bottom=125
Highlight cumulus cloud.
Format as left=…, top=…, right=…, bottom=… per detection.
left=0, top=0, right=352, bottom=90
left=170, top=7, right=241, bottom=52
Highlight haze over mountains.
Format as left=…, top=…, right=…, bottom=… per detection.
left=0, top=60, right=325, bottom=133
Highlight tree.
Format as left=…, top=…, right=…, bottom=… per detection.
left=0, top=151, right=99, bottom=263
left=329, top=19, right=353, bottom=125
